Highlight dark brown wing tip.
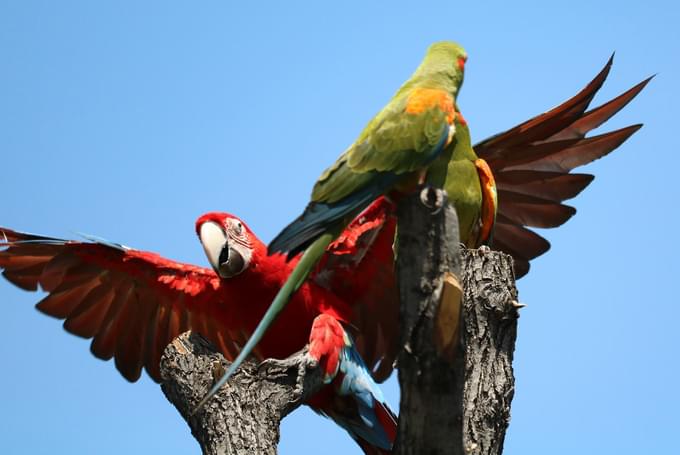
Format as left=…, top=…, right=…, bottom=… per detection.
left=2, top=269, right=40, bottom=291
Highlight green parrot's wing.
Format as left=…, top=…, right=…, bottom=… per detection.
left=312, top=89, right=455, bottom=205
left=475, top=56, right=651, bottom=277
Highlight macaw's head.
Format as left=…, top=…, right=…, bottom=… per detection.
left=195, top=213, right=263, bottom=279
left=413, top=41, right=467, bottom=96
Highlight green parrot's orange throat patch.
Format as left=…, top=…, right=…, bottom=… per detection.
left=405, top=88, right=455, bottom=124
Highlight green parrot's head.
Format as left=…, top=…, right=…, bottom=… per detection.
left=413, top=41, right=467, bottom=96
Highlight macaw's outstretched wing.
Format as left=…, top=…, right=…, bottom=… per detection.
left=0, top=228, right=241, bottom=382
left=475, top=56, right=651, bottom=278
left=312, top=197, right=399, bottom=383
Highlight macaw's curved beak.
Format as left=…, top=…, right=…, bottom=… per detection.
left=218, top=243, right=245, bottom=278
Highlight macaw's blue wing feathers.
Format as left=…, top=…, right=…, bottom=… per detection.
left=307, top=314, right=397, bottom=453
left=333, top=344, right=397, bottom=451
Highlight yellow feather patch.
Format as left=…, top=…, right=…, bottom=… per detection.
left=405, top=88, right=455, bottom=124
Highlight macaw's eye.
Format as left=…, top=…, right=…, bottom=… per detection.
left=228, top=219, right=244, bottom=236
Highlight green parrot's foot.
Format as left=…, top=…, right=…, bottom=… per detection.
left=419, top=186, right=448, bottom=213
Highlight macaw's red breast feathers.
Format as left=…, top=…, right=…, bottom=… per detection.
left=0, top=228, right=244, bottom=382
left=475, top=57, right=651, bottom=277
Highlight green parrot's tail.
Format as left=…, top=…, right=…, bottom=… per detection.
left=269, top=173, right=398, bottom=259
left=191, top=234, right=333, bottom=414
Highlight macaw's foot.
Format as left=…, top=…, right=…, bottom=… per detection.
left=257, top=348, right=324, bottom=405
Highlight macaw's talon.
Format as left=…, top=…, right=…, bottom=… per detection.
left=419, top=186, right=448, bottom=213
left=258, top=350, right=319, bottom=378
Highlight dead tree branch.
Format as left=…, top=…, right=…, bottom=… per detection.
left=160, top=332, right=324, bottom=455
left=395, top=187, right=518, bottom=455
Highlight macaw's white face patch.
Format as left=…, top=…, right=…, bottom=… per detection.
left=199, top=219, right=252, bottom=278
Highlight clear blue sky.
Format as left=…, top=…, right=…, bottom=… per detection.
left=1, top=1, right=678, bottom=454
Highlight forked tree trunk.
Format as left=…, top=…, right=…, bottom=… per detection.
left=160, top=188, right=519, bottom=455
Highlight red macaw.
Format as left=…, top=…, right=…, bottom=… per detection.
left=0, top=201, right=398, bottom=455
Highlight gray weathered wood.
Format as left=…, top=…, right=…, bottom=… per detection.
left=460, top=247, right=518, bottom=455
left=160, top=331, right=323, bottom=455
left=394, top=187, right=519, bottom=455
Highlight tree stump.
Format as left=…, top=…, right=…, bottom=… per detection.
left=394, top=188, right=518, bottom=455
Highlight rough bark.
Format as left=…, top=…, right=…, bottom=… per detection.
left=460, top=247, right=518, bottom=455
left=160, top=331, right=324, bottom=455
left=394, top=188, right=519, bottom=455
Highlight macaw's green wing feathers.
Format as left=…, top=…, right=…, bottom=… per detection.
left=475, top=57, right=650, bottom=277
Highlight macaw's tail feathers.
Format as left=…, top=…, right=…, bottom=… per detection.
left=268, top=174, right=398, bottom=259
left=334, top=345, right=398, bottom=454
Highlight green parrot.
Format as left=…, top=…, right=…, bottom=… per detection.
left=194, top=41, right=468, bottom=411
